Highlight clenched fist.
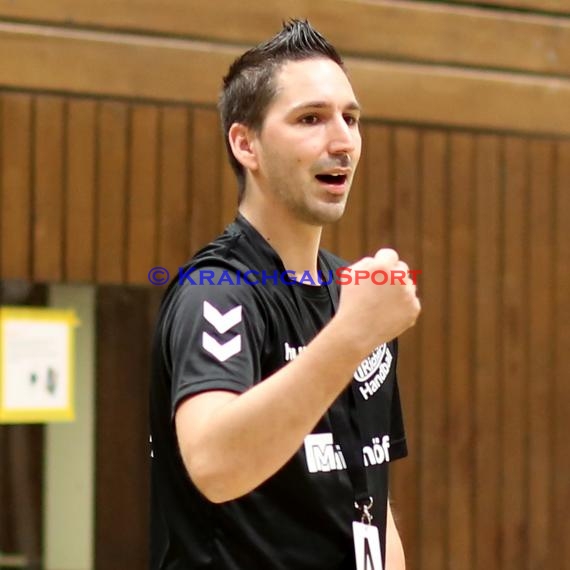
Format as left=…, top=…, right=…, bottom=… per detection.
left=334, top=248, right=421, bottom=355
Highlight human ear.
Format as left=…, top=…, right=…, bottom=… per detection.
left=228, top=123, right=259, bottom=172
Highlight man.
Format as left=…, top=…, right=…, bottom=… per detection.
left=150, top=20, right=420, bottom=570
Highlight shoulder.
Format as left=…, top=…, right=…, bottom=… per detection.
left=159, top=222, right=260, bottom=313
left=164, top=266, right=266, bottom=331
left=159, top=265, right=269, bottom=372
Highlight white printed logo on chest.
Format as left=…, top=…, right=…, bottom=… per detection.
left=303, top=433, right=391, bottom=473
left=353, top=344, right=393, bottom=401
left=283, top=341, right=306, bottom=362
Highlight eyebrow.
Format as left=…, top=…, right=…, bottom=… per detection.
left=290, top=101, right=362, bottom=114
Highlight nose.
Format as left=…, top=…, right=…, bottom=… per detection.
left=327, top=114, right=359, bottom=156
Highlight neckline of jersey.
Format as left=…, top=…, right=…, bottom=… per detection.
left=233, top=213, right=333, bottom=300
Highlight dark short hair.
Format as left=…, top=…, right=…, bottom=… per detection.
left=218, top=20, right=345, bottom=202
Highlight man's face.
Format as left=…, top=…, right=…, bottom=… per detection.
left=251, top=57, right=362, bottom=225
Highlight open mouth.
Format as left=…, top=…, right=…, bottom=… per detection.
left=315, top=174, right=347, bottom=186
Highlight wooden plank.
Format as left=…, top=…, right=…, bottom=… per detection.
left=95, top=286, right=151, bottom=570
left=0, top=23, right=230, bottom=107
left=473, top=135, right=502, bottom=570
left=418, top=130, right=448, bottom=570
left=0, top=286, right=46, bottom=564
left=349, top=60, right=570, bottom=137
left=189, top=109, right=221, bottom=256
left=95, top=101, right=128, bottom=283
left=447, top=133, right=475, bottom=570
left=0, top=95, right=2, bottom=280
left=0, top=0, right=569, bottom=75
left=527, top=139, right=555, bottom=569
left=452, top=0, right=570, bottom=15
left=126, top=104, right=159, bottom=285
left=393, top=128, right=421, bottom=266
left=5, top=425, right=44, bottom=566
left=1, top=93, right=32, bottom=280
left=553, top=140, right=570, bottom=569
left=0, top=423, right=7, bottom=548
left=157, top=106, right=189, bottom=273
left=65, top=98, right=96, bottom=282
left=390, top=127, right=421, bottom=569
left=1, top=22, right=570, bottom=136
left=501, top=137, right=529, bottom=570
left=32, top=96, right=64, bottom=282
left=363, top=125, right=394, bottom=253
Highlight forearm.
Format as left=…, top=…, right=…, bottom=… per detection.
left=177, top=315, right=370, bottom=503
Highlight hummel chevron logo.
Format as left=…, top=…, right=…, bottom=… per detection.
left=202, top=301, right=242, bottom=362
left=203, top=301, right=242, bottom=333
left=202, top=332, right=242, bottom=362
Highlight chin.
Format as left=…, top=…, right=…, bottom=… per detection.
left=303, top=205, right=346, bottom=226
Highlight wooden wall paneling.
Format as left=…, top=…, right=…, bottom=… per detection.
left=189, top=108, right=222, bottom=257
left=389, top=127, right=421, bottom=568
left=363, top=125, right=394, bottom=253
left=95, top=286, right=152, bottom=570
left=553, top=140, right=570, bottom=570
left=473, top=134, right=502, bottom=570
left=392, top=128, right=422, bottom=268
left=451, top=0, right=570, bottom=15
left=0, top=95, right=3, bottom=279
left=0, top=424, right=44, bottom=565
left=5, top=425, right=43, bottom=568
left=32, top=96, right=64, bottom=282
left=0, top=422, right=6, bottom=548
left=0, top=425, right=9, bottom=550
left=65, top=99, right=96, bottom=282
left=1, top=94, right=32, bottom=280
left=157, top=106, right=189, bottom=276
left=447, top=133, right=476, bottom=570
left=418, top=130, right=448, bottom=570
left=501, top=137, right=529, bottom=569
left=527, top=139, right=555, bottom=569
left=95, top=101, right=128, bottom=283
left=0, top=286, right=46, bottom=567
left=1, top=1, right=570, bottom=76
left=337, top=127, right=365, bottom=262
left=0, top=22, right=232, bottom=108
left=2, top=22, right=570, bottom=137
left=126, top=104, right=159, bottom=285
left=344, top=1, right=570, bottom=76
left=349, top=60, right=570, bottom=137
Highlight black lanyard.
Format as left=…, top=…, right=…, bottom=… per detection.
left=320, top=254, right=374, bottom=523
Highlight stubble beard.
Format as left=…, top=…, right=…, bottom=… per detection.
left=273, top=177, right=349, bottom=227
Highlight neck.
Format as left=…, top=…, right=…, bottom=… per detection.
left=238, top=201, right=322, bottom=277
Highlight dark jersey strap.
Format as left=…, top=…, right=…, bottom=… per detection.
left=330, top=388, right=373, bottom=516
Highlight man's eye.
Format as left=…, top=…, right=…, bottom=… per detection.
left=344, top=115, right=359, bottom=126
left=300, top=115, right=319, bottom=125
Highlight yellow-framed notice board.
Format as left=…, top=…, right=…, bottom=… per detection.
left=0, top=307, right=78, bottom=423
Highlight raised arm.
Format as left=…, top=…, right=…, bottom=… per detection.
left=175, top=249, right=420, bottom=503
